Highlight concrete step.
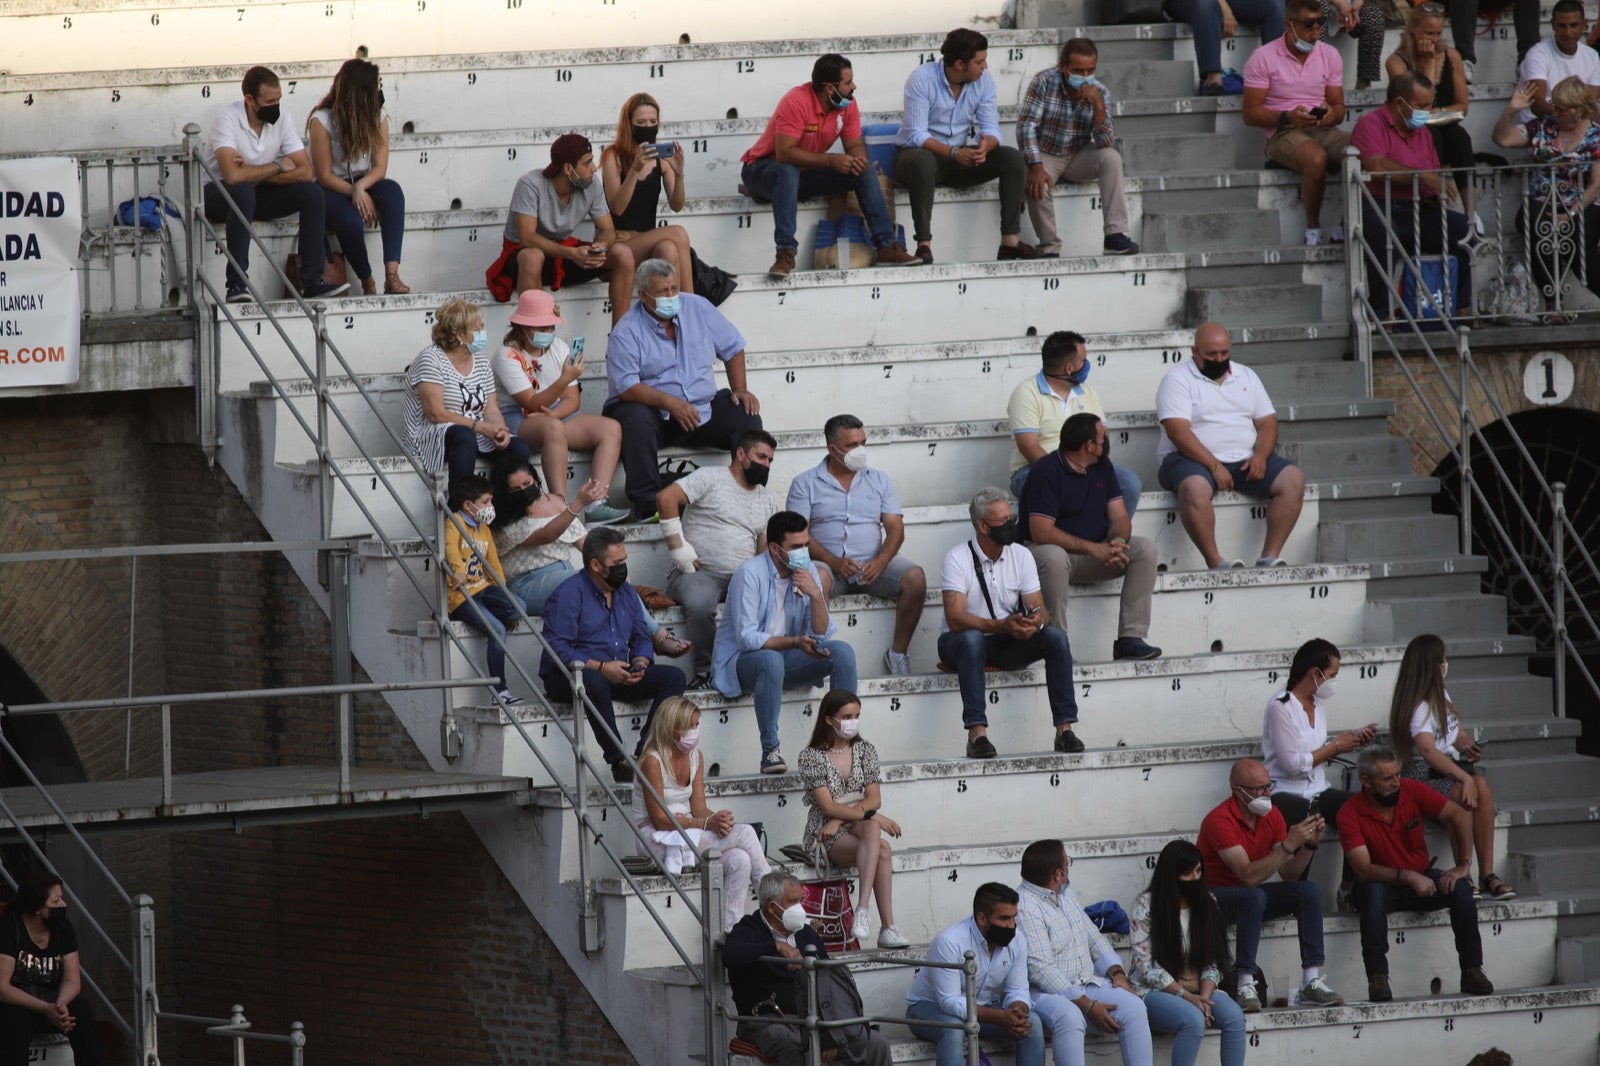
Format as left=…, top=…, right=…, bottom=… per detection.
left=1319, top=514, right=1463, bottom=563
left=1117, top=131, right=1231, bottom=173
left=1186, top=282, right=1324, bottom=328
left=1095, top=58, right=1198, bottom=100
left=1556, top=934, right=1600, bottom=983
left=1144, top=208, right=1282, bottom=253
left=1489, top=754, right=1600, bottom=803
left=1365, top=594, right=1510, bottom=642
left=1511, top=846, right=1600, bottom=895
left=1279, top=434, right=1412, bottom=481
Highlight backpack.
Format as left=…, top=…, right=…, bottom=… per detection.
left=794, top=954, right=873, bottom=1059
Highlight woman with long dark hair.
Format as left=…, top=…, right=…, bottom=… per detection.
left=1129, top=840, right=1245, bottom=1066
left=1388, top=633, right=1515, bottom=899
left=0, top=871, right=100, bottom=1066
left=309, top=56, right=409, bottom=295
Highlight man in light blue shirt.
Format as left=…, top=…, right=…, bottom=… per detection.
left=786, top=414, right=926, bottom=677
left=894, top=28, right=1037, bottom=265
left=604, top=258, right=763, bottom=521
left=711, top=511, right=858, bottom=775
left=906, top=882, right=1046, bottom=1066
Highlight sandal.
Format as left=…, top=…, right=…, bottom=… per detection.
left=653, top=630, right=693, bottom=658
left=360, top=276, right=378, bottom=296
left=384, top=274, right=412, bottom=295
left=1480, top=874, right=1517, bottom=901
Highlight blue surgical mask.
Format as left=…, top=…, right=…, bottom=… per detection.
left=1067, top=362, right=1091, bottom=385
left=651, top=294, right=681, bottom=320
left=531, top=331, right=556, bottom=349
left=1405, top=106, right=1430, bottom=130
left=467, top=329, right=488, bottom=355
left=1293, top=35, right=1315, bottom=54
left=829, top=86, right=853, bottom=110
left=785, top=547, right=813, bottom=573
left=1066, top=73, right=1094, bottom=90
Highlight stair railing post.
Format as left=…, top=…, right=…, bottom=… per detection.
left=312, top=301, right=332, bottom=550
left=132, top=894, right=157, bottom=1066
left=801, top=940, right=822, bottom=1066
left=572, top=663, right=602, bottom=954
left=229, top=1004, right=246, bottom=1066
left=703, top=852, right=727, bottom=1066
left=182, top=122, right=219, bottom=464
left=1344, top=147, right=1373, bottom=397
left=963, top=950, right=979, bottom=1066
left=289, top=1021, right=306, bottom=1066
left=330, top=549, right=353, bottom=793
left=160, top=703, right=173, bottom=809
left=1553, top=481, right=1568, bottom=718
left=1457, top=328, right=1473, bottom=555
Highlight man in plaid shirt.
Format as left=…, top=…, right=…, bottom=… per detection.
left=1018, top=39, right=1139, bottom=257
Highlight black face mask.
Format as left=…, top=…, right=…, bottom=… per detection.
left=1199, top=358, right=1231, bottom=381
left=632, top=124, right=659, bottom=144
left=986, top=518, right=1019, bottom=545
left=255, top=102, right=281, bottom=125
left=1373, top=787, right=1402, bottom=808
left=515, top=486, right=541, bottom=510
left=981, top=921, right=1017, bottom=949
left=744, top=462, right=771, bottom=487
left=1178, top=879, right=1209, bottom=902
left=604, top=563, right=629, bottom=589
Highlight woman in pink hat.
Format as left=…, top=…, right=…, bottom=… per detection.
left=492, top=289, right=631, bottom=524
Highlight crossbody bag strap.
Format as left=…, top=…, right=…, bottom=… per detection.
left=968, top=541, right=999, bottom=620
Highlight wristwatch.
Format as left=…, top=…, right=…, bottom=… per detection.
left=863, top=809, right=877, bottom=820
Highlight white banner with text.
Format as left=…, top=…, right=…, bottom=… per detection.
left=0, top=157, right=81, bottom=387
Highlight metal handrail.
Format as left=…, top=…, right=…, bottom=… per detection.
left=1344, top=148, right=1600, bottom=716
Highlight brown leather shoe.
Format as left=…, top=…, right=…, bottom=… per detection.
left=1367, top=973, right=1392, bottom=1002
left=1460, top=967, right=1494, bottom=995
left=997, top=241, right=1042, bottom=260
left=874, top=241, right=921, bottom=266
left=768, top=248, right=796, bottom=278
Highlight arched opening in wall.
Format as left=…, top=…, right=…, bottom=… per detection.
left=0, top=642, right=91, bottom=791
left=1428, top=406, right=1600, bottom=753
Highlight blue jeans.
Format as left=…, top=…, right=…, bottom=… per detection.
left=1352, top=869, right=1482, bottom=976
left=203, top=178, right=327, bottom=288
left=1163, top=0, right=1285, bottom=77
left=906, top=999, right=1044, bottom=1066
left=1011, top=462, right=1142, bottom=519
left=735, top=643, right=858, bottom=754
left=443, top=424, right=533, bottom=494
left=511, top=562, right=577, bottom=616
left=1142, top=989, right=1246, bottom=1066
left=937, top=627, right=1077, bottom=728
left=741, top=157, right=896, bottom=251
left=1032, top=986, right=1153, bottom=1066
left=322, top=176, right=405, bottom=280
left=450, top=585, right=522, bottom=692
left=1211, top=880, right=1325, bottom=975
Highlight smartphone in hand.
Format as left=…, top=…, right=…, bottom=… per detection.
left=568, top=337, right=585, bottom=366
left=1309, top=106, right=1329, bottom=120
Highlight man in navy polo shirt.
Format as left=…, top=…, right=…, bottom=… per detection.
left=1018, top=412, right=1161, bottom=662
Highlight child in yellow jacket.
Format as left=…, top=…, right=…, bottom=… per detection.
left=446, top=474, right=524, bottom=705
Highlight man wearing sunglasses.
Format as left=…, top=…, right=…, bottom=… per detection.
left=1242, top=0, right=1349, bottom=246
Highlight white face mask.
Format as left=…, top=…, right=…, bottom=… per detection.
left=1313, top=672, right=1338, bottom=702
left=472, top=503, right=496, bottom=526
left=778, top=902, right=808, bottom=933
left=840, top=446, right=869, bottom=473
left=833, top=718, right=861, bottom=739
left=1236, top=788, right=1273, bottom=817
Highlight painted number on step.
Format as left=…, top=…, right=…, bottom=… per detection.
left=1250, top=506, right=1266, bottom=519
left=718, top=708, right=728, bottom=724
left=343, top=315, right=354, bottom=329
left=948, top=869, right=959, bottom=881
left=1049, top=773, right=1060, bottom=786
left=988, top=690, right=998, bottom=704
left=630, top=715, right=641, bottom=731
left=692, top=139, right=708, bottom=153
left=1142, top=767, right=1153, bottom=780
left=1248, top=1033, right=1260, bottom=1047
left=777, top=794, right=787, bottom=806
left=1171, top=678, right=1182, bottom=690
left=956, top=779, right=968, bottom=793
left=1117, top=430, right=1129, bottom=444
left=1146, top=854, right=1157, bottom=869
left=540, top=723, right=547, bottom=737
left=870, top=286, right=881, bottom=299
left=556, top=69, right=572, bottom=82
left=802, top=703, right=814, bottom=717
left=1264, top=250, right=1281, bottom=264
left=1090, top=196, right=1101, bottom=211
left=784, top=371, right=796, bottom=383
left=1080, top=683, right=1092, bottom=699
left=466, top=72, right=477, bottom=85
left=648, top=64, right=665, bottom=78
left=1162, top=349, right=1183, bottom=363
left=1532, top=1011, right=1543, bottom=1024
left=1351, top=1025, right=1362, bottom=1040
left=957, top=282, right=967, bottom=295
left=1203, top=591, right=1214, bottom=605
left=1130, top=273, right=1146, bottom=286
left=1491, top=922, right=1502, bottom=936
left=1266, top=670, right=1279, bottom=683
left=889, top=697, right=901, bottom=711
left=981, top=360, right=991, bottom=373
left=1309, top=585, right=1330, bottom=599
left=1394, top=930, right=1405, bottom=943
left=882, top=364, right=892, bottom=378
left=736, top=214, right=751, bottom=229
left=775, top=291, right=785, bottom=305
left=918, top=53, right=937, bottom=64
left=1007, top=48, right=1025, bottom=61
left=737, top=60, right=756, bottom=73
left=927, top=443, right=938, bottom=456
left=1443, top=1018, right=1454, bottom=1032
left=846, top=613, right=858, bottom=627
left=1043, top=277, right=1060, bottom=291
left=1359, top=665, right=1378, bottom=679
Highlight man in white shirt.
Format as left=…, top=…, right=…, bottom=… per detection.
left=939, top=487, right=1081, bottom=760
left=204, top=65, right=349, bottom=303
left=1154, top=322, right=1305, bottom=569
left=1517, top=0, right=1600, bottom=123
left=659, top=428, right=779, bottom=686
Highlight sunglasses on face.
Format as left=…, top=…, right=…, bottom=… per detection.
left=1292, top=17, right=1322, bottom=29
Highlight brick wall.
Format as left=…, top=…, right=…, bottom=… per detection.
left=0, top=390, right=635, bottom=1065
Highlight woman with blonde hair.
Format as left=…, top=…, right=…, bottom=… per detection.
left=1387, top=633, right=1515, bottom=900
left=598, top=92, right=695, bottom=296
left=402, top=298, right=531, bottom=494
left=308, top=57, right=409, bottom=295
left=632, top=696, right=770, bottom=932
left=1386, top=2, right=1477, bottom=223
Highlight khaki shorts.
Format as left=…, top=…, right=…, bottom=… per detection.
left=1265, top=126, right=1351, bottom=171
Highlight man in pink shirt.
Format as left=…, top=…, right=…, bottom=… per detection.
left=741, top=53, right=919, bottom=278
left=1350, top=71, right=1472, bottom=319
left=1242, top=0, right=1349, bottom=245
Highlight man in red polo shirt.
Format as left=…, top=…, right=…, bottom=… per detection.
left=740, top=53, right=918, bottom=278
left=1338, top=745, right=1493, bottom=1003
left=1197, top=758, right=1344, bottom=1012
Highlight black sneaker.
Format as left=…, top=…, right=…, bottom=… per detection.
left=1199, top=80, right=1226, bottom=97
left=1103, top=233, right=1140, bottom=256
left=301, top=278, right=351, bottom=299
left=610, top=761, right=634, bottom=784
left=225, top=282, right=251, bottom=304
left=965, top=734, right=998, bottom=759
left=1112, top=637, right=1162, bottom=661
left=687, top=672, right=715, bottom=691
left=1367, top=974, right=1392, bottom=1002
left=1053, top=730, right=1085, bottom=754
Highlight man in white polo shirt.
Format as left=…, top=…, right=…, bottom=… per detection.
left=204, top=65, right=348, bottom=303
left=1517, top=0, right=1600, bottom=123
left=1155, top=322, right=1305, bottom=570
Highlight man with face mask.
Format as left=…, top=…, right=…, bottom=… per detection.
left=712, top=511, right=858, bottom=775
left=1338, top=744, right=1491, bottom=1003
left=659, top=428, right=780, bottom=686
left=1155, top=322, right=1306, bottom=569
left=605, top=258, right=762, bottom=522
left=739, top=52, right=919, bottom=278
left=1007, top=330, right=1141, bottom=513
left=907, top=882, right=1046, bottom=1066
left=540, top=527, right=687, bottom=784
left=724, top=872, right=893, bottom=1066
left=1016, top=839, right=1152, bottom=1066
left=497, top=133, right=638, bottom=323
left=1197, top=758, right=1342, bottom=1012
left=788, top=414, right=925, bottom=676
left=940, top=488, right=1079, bottom=759
left=204, top=65, right=348, bottom=303
left=1241, top=0, right=1349, bottom=245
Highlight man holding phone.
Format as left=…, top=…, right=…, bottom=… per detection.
left=939, top=488, right=1081, bottom=761
left=1241, top=0, right=1349, bottom=246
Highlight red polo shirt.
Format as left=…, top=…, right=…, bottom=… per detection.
left=742, top=83, right=862, bottom=164
left=1350, top=104, right=1443, bottom=200
left=1198, top=796, right=1288, bottom=888
left=1337, top=779, right=1447, bottom=873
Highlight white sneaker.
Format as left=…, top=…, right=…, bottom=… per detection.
left=850, top=912, right=871, bottom=944
left=877, top=925, right=911, bottom=949
left=1305, top=227, right=1324, bottom=247
left=1462, top=58, right=1475, bottom=84
left=884, top=649, right=911, bottom=675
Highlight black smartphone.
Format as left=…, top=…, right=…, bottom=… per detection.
left=1309, top=106, right=1329, bottom=120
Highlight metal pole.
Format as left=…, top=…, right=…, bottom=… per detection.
left=183, top=122, right=218, bottom=464
left=1343, top=148, right=1373, bottom=397
left=573, top=663, right=602, bottom=954
left=125, top=555, right=137, bottom=778
left=330, top=550, right=353, bottom=793
left=313, top=301, right=332, bottom=547
left=963, top=950, right=979, bottom=1066
left=1457, top=329, right=1473, bottom=555
left=1553, top=481, right=1568, bottom=719
left=160, top=703, right=173, bottom=809
left=230, top=1004, right=246, bottom=1066
left=702, top=872, right=725, bottom=1066
left=802, top=944, right=822, bottom=1066
left=133, top=894, right=157, bottom=1066
left=289, top=1021, right=306, bottom=1066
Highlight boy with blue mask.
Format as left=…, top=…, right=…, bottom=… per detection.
left=444, top=474, right=525, bottom=708
left=711, top=511, right=859, bottom=775
left=1017, top=38, right=1138, bottom=258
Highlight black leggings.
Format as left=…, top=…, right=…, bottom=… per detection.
left=0, top=996, right=100, bottom=1066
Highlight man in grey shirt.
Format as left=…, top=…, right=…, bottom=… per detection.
left=659, top=428, right=780, bottom=687
left=495, top=132, right=638, bottom=322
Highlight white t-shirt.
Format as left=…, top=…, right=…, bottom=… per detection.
left=492, top=338, right=573, bottom=420
left=1155, top=359, right=1275, bottom=463
left=1261, top=690, right=1330, bottom=799
left=939, top=540, right=1042, bottom=632
left=1408, top=696, right=1462, bottom=758
left=674, top=465, right=777, bottom=579
left=1518, top=39, right=1600, bottom=124
left=309, top=106, right=388, bottom=178
left=206, top=99, right=305, bottom=174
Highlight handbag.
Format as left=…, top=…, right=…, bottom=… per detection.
left=1400, top=254, right=1459, bottom=326
left=690, top=247, right=738, bottom=306
left=283, top=244, right=347, bottom=299
left=800, top=878, right=858, bottom=952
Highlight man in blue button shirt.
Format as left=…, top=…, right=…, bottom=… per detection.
left=894, top=28, right=1038, bottom=265
left=605, top=258, right=763, bottom=522
left=541, top=526, right=688, bottom=783
left=712, top=511, right=859, bottom=775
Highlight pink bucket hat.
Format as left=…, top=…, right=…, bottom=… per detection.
left=508, top=289, right=564, bottom=328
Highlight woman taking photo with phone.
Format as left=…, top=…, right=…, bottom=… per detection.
left=600, top=92, right=696, bottom=296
